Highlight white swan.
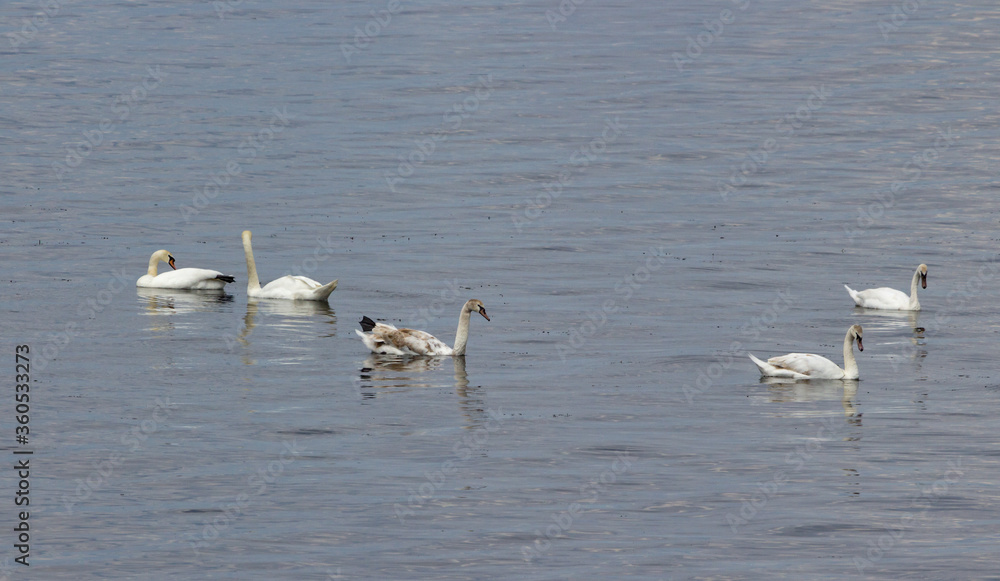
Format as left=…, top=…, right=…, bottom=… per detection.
left=845, top=264, right=927, bottom=310
left=136, top=249, right=235, bottom=290
left=242, top=230, right=338, bottom=301
left=355, top=299, right=490, bottom=356
left=749, top=325, right=864, bottom=380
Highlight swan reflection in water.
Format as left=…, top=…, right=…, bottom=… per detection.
left=233, top=298, right=337, bottom=364
left=358, top=356, right=489, bottom=427
left=755, top=377, right=862, bottom=423
left=851, top=307, right=927, bottom=370
left=136, top=287, right=233, bottom=332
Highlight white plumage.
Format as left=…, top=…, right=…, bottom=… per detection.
left=845, top=264, right=927, bottom=311
left=749, top=325, right=864, bottom=380
left=356, top=299, right=490, bottom=356
left=136, top=249, right=235, bottom=290
left=242, top=230, right=338, bottom=301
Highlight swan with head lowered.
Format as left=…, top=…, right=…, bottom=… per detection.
left=356, top=299, right=490, bottom=356
left=749, top=325, right=864, bottom=380
left=845, top=264, right=927, bottom=310
left=136, top=250, right=235, bottom=290
left=242, top=230, right=338, bottom=301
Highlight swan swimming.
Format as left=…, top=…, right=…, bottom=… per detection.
left=845, top=264, right=927, bottom=311
left=749, top=325, right=864, bottom=380
left=136, top=249, right=235, bottom=290
left=242, top=230, right=338, bottom=301
left=355, top=299, right=490, bottom=356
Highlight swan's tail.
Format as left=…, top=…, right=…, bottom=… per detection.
left=747, top=353, right=770, bottom=375
left=314, top=279, right=338, bottom=301
left=215, top=275, right=236, bottom=284
left=844, top=284, right=861, bottom=305
left=359, top=316, right=377, bottom=333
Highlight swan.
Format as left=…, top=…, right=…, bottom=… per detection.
left=845, top=264, right=927, bottom=310
left=355, top=299, right=490, bottom=356
left=136, top=249, right=235, bottom=290
left=242, top=230, right=338, bottom=301
left=748, top=325, right=864, bottom=380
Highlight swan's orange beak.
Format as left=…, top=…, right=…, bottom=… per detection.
left=857, top=337, right=863, bottom=352
left=479, top=307, right=490, bottom=321
left=921, top=272, right=927, bottom=289
left=168, top=256, right=176, bottom=270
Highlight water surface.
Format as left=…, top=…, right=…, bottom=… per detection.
left=2, top=1, right=1000, bottom=579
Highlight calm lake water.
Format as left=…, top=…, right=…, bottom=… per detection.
left=3, top=0, right=1000, bottom=579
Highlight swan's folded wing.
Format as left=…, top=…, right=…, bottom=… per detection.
left=371, top=327, right=449, bottom=356
left=399, top=329, right=452, bottom=355
left=854, top=287, right=909, bottom=309
left=150, top=268, right=232, bottom=289
left=263, top=275, right=319, bottom=292
left=767, top=353, right=842, bottom=377
left=287, top=275, right=324, bottom=290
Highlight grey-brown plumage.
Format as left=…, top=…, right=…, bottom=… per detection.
left=355, top=299, right=490, bottom=356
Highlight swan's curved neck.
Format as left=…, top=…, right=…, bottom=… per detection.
left=908, top=268, right=922, bottom=309
left=452, top=307, right=472, bottom=356
left=242, top=235, right=262, bottom=292
left=147, top=254, right=161, bottom=277
left=842, top=329, right=859, bottom=379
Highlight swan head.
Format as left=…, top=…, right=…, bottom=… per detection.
left=918, top=264, right=927, bottom=289
left=153, top=249, right=176, bottom=270
left=851, top=324, right=864, bottom=351
left=464, top=299, right=490, bottom=321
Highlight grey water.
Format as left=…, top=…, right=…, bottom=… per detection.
left=2, top=0, right=1000, bottom=579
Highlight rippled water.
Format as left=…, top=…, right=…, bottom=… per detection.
left=3, top=0, right=1000, bottom=579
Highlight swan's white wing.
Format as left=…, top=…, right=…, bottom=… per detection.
left=258, top=275, right=338, bottom=301
left=766, top=353, right=845, bottom=379
left=139, top=268, right=233, bottom=290
left=849, top=286, right=910, bottom=310
left=749, top=353, right=809, bottom=379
